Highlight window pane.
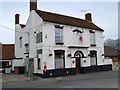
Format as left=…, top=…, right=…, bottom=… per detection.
left=90, top=51, right=97, bottom=66
left=55, top=28, right=63, bottom=43
left=90, top=57, right=96, bottom=65
left=90, top=33, right=95, bottom=45
left=55, top=57, right=64, bottom=69
left=55, top=51, right=64, bottom=69
left=38, top=58, right=41, bottom=69
left=36, top=32, right=42, bottom=43
left=25, top=46, right=29, bottom=53
left=37, top=49, right=42, bottom=54
left=19, top=37, right=22, bottom=47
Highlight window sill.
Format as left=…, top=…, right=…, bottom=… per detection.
left=24, top=52, right=29, bottom=54
left=55, top=42, right=64, bottom=45
left=90, top=44, right=96, bottom=47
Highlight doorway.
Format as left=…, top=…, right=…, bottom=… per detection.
left=76, top=58, right=81, bottom=74
left=74, top=51, right=84, bottom=74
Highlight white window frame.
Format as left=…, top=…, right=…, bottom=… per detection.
left=19, top=37, right=22, bottom=47
left=54, top=50, right=65, bottom=69
left=90, top=51, right=97, bottom=66
left=38, top=58, right=41, bottom=69
left=36, top=32, right=42, bottom=43
left=90, top=31, right=95, bottom=45
left=90, top=55, right=97, bottom=66
left=55, top=28, right=63, bottom=43
left=55, top=55, right=64, bottom=69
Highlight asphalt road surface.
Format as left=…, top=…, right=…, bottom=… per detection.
left=2, top=71, right=118, bottom=88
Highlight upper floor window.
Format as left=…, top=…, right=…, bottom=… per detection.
left=38, top=58, right=41, bottom=69
left=54, top=25, right=64, bottom=45
left=89, top=30, right=96, bottom=46
left=37, top=49, right=42, bottom=54
left=36, top=32, right=42, bottom=43
left=19, top=37, right=22, bottom=47
left=25, top=43, right=29, bottom=53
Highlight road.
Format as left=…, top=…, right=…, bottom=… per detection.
left=2, top=71, right=118, bottom=88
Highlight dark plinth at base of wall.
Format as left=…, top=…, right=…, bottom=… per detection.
left=34, top=68, right=76, bottom=78
left=80, top=64, right=112, bottom=74
left=34, top=64, right=112, bottom=78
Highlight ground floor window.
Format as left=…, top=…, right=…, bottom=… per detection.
left=90, top=51, right=97, bottom=66
left=38, top=58, right=41, bottom=69
left=2, top=61, right=9, bottom=68
left=54, top=50, right=65, bottom=69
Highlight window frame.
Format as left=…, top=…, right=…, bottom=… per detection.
left=54, top=50, right=65, bottom=69
left=89, top=30, right=96, bottom=46
left=19, top=37, right=22, bottom=47
left=54, top=25, right=64, bottom=45
left=90, top=51, right=97, bottom=66
left=36, top=32, right=42, bottom=43
left=38, top=58, right=41, bottom=69
left=37, top=49, right=42, bottom=54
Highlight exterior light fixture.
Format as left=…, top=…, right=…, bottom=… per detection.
left=49, top=53, right=52, bottom=56
left=67, top=53, right=72, bottom=57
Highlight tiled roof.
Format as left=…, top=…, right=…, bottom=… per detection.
left=36, top=10, right=104, bottom=31
left=104, top=46, right=120, bottom=57
left=0, top=44, right=15, bottom=60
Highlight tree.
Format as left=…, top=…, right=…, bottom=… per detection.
left=104, top=39, right=120, bottom=50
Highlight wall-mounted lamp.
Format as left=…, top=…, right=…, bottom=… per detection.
left=49, top=53, right=52, bottom=56
left=102, top=54, right=104, bottom=56
left=67, top=53, right=72, bottom=57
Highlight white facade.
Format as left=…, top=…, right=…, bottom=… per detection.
left=12, top=59, right=24, bottom=71
left=15, top=2, right=112, bottom=77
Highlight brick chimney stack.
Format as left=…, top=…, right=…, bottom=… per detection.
left=85, top=13, right=92, bottom=22
left=15, top=14, right=20, bottom=24
left=30, top=0, right=37, bottom=12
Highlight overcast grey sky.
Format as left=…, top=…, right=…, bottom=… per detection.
left=0, top=1, right=118, bottom=44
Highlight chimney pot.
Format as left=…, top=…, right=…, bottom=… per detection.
left=15, top=14, right=20, bottom=24
left=85, top=13, right=92, bottom=22
left=30, top=0, right=37, bottom=12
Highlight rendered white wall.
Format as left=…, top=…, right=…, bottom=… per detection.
left=103, top=58, right=112, bottom=65
left=15, top=25, right=24, bottom=58
left=15, top=10, right=107, bottom=74
left=12, top=59, right=24, bottom=71
left=43, top=22, right=91, bottom=47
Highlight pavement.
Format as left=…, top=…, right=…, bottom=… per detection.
left=2, top=70, right=119, bottom=88
left=2, top=73, right=30, bottom=82
left=2, top=70, right=118, bottom=82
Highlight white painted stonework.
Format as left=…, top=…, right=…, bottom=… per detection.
left=12, top=59, right=24, bottom=71
left=15, top=9, right=112, bottom=76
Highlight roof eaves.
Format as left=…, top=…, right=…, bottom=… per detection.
left=36, top=10, right=104, bottom=31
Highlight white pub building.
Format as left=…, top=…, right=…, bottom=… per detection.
left=15, top=0, right=112, bottom=78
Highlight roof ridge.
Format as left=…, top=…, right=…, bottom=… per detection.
left=37, top=10, right=85, bottom=21
left=36, top=10, right=104, bottom=31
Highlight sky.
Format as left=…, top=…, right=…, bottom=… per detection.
left=0, top=0, right=119, bottom=44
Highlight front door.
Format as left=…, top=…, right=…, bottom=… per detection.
left=76, top=58, right=80, bottom=74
